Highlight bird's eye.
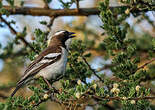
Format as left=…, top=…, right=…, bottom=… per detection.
left=64, top=31, right=69, bottom=35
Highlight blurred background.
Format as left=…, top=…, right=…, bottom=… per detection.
left=0, top=0, right=154, bottom=110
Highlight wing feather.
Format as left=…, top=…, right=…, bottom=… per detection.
left=17, top=46, right=62, bottom=85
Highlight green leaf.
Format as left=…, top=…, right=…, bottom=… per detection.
left=47, top=0, right=52, bottom=3
left=0, top=8, right=10, bottom=16
left=129, top=87, right=136, bottom=97
left=0, top=102, right=5, bottom=110
left=83, top=53, right=91, bottom=57
left=40, top=21, right=47, bottom=25
left=20, top=0, right=24, bottom=6
left=152, top=38, right=155, bottom=50
left=6, top=0, right=14, bottom=7
left=0, top=1, right=2, bottom=8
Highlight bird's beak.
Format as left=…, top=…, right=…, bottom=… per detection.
left=69, top=32, right=76, bottom=38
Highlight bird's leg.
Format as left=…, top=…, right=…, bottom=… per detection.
left=42, top=77, right=58, bottom=93
left=42, top=77, right=59, bottom=101
left=42, top=77, right=53, bottom=89
left=50, top=74, right=64, bottom=84
left=56, top=74, right=63, bottom=81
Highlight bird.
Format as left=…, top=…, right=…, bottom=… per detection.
left=11, top=30, right=76, bottom=97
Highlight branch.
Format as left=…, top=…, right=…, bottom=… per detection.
left=92, top=95, right=155, bottom=101
left=2, top=5, right=154, bottom=17
left=141, top=76, right=155, bottom=82
left=32, top=82, right=155, bottom=108
left=0, top=83, right=16, bottom=90
left=0, top=16, right=38, bottom=53
left=33, top=98, right=49, bottom=107
left=82, top=56, right=104, bottom=82
left=2, top=6, right=99, bottom=16
left=0, top=16, right=16, bottom=34
left=34, top=93, right=155, bottom=108
left=0, top=93, right=8, bottom=99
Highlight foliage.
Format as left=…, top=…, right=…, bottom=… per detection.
left=59, top=0, right=83, bottom=9
left=97, top=0, right=155, bottom=109
left=6, top=0, right=14, bottom=7
left=0, top=0, right=154, bottom=110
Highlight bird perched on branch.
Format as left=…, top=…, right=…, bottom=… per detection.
left=11, top=30, right=76, bottom=97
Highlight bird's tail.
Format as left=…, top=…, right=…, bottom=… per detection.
left=11, top=82, right=24, bottom=97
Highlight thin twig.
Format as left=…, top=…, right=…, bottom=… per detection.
left=43, top=0, right=49, bottom=9
left=0, top=83, right=16, bottom=90
left=75, top=0, right=79, bottom=11
left=0, top=16, right=16, bottom=34
left=82, top=56, right=104, bottom=82
left=96, top=64, right=116, bottom=72
left=0, top=93, right=8, bottom=99
left=0, top=16, right=38, bottom=53
left=47, top=16, right=56, bottom=29
left=137, top=58, right=155, bottom=71
left=41, top=16, right=56, bottom=44
left=92, top=95, right=155, bottom=101
left=33, top=98, right=49, bottom=107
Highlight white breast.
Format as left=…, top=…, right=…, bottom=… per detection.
left=38, top=47, right=68, bottom=80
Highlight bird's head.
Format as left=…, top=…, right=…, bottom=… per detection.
left=48, top=30, right=76, bottom=49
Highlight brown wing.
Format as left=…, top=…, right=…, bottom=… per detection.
left=17, top=46, right=62, bottom=85
left=11, top=52, right=61, bottom=97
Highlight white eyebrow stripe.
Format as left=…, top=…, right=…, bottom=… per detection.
left=54, top=31, right=65, bottom=35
